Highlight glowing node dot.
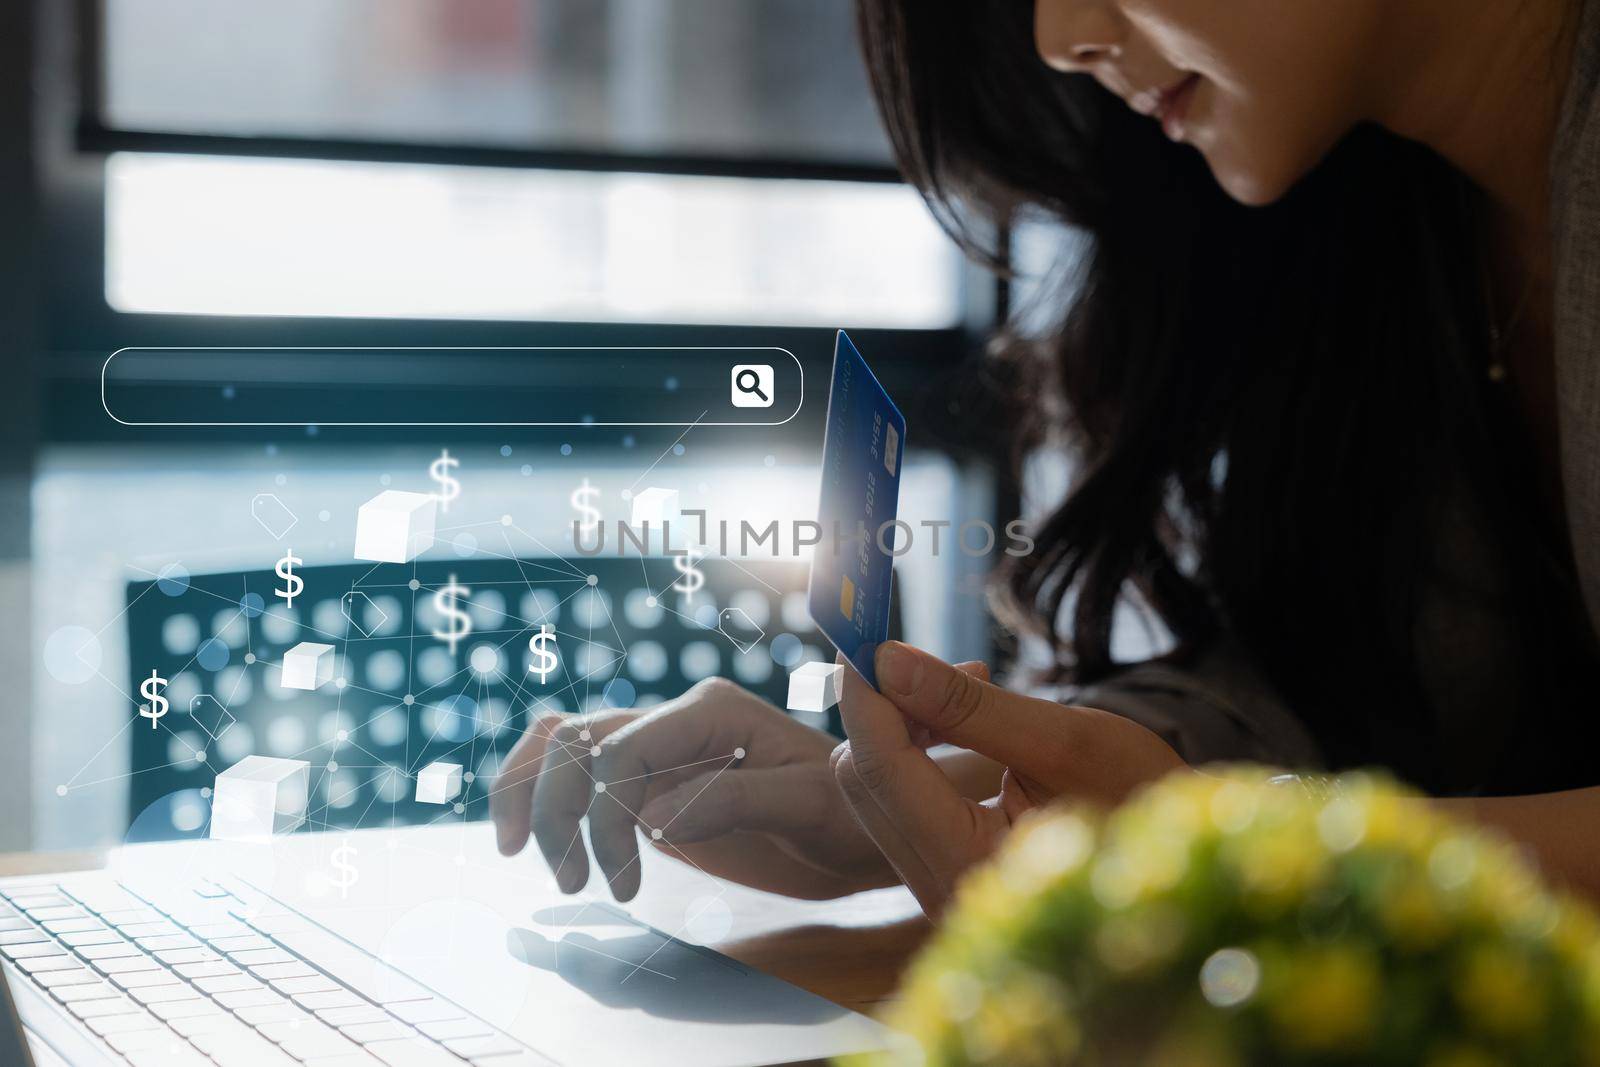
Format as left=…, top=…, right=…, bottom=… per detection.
left=194, top=750, right=207, bottom=763
left=326, top=761, right=338, bottom=772
left=734, top=747, right=746, bottom=760
left=318, top=509, right=331, bottom=522
left=590, top=746, right=601, bottom=757
left=620, top=489, right=633, bottom=501
left=200, top=787, right=212, bottom=798
left=453, top=803, right=465, bottom=815
left=594, top=782, right=607, bottom=794
left=651, top=828, right=663, bottom=841
left=54, top=785, right=66, bottom=797
left=403, top=694, right=415, bottom=705
left=579, top=730, right=591, bottom=742
left=645, top=596, right=657, bottom=608
left=500, top=514, right=513, bottom=526
left=336, top=729, right=348, bottom=742
left=586, top=574, right=598, bottom=586
left=244, top=652, right=256, bottom=665
left=463, top=771, right=475, bottom=784
left=335, top=677, right=347, bottom=689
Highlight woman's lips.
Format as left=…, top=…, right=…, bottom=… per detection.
left=1154, top=74, right=1201, bottom=140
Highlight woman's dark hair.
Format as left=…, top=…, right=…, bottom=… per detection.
left=856, top=0, right=1595, bottom=790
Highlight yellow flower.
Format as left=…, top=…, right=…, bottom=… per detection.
left=1424, top=1042, right=1504, bottom=1067
left=1453, top=945, right=1547, bottom=1038
left=1265, top=945, right=1378, bottom=1052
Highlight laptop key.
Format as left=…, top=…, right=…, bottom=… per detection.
left=111, top=969, right=182, bottom=989
left=125, top=1048, right=213, bottom=1067
left=231, top=946, right=295, bottom=966
left=194, top=972, right=263, bottom=993
left=170, top=1014, right=256, bottom=1038
left=59, top=928, right=126, bottom=947
left=217, top=989, right=294, bottom=1013
left=283, top=1032, right=367, bottom=1060
left=342, top=1021, right=419, bottom=1044
left=76, top=940, right=144, bottom=960
left=17, top=954, right=84, bottom=973
left=295, top=989, right=369, bottom=1010
left=233, top=1000, right=308, bottom=1025
left=443, top=1035, right=527, bottom=1059
left=140, top=935, right=202, bottom=953
left=417, top=1018, right=491, bottom=1041
left=129, top=983, right=205, bottom=1005
left=151, top=998, right=225, bottom=1021
left=389, top=999, right=466, bottom=1025
left=42, top=917, right=105, bottom=933
left=49, top=980, right=121, bottom=1003
left=155, top=946, right=221, bottom=965
left=2, top=940, right=68, bottom=959
left=67, top=996, right=143, bottom=1019
left=32, top=964, right=100, bottom=985
left=174, top=960, right=242, bottom=979
left=364, top=1038, right=471, bottom=1067
left=253, top=960, right=321, bottom=981
left=274, top=974, right=343, bottom=995
left=189, top=1029, right=300, bottom=1065
left=93, top=954, right=162, bottom=974
left=0, top=928, right=50, bottom=946
left=317, top=1004, right=391, bottom=1027
left=86, top=1011, right=163, bottom=1035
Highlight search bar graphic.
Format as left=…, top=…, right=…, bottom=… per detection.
left=101, top=347, right=804, bottom=427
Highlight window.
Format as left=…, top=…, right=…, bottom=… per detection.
left=106, top=153, right=962, bottom=326
left=103, top=0, right=890, bottom=164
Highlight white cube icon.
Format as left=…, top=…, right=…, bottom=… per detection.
left=210, top=756, right=309, bottom=841
left=416, top=761, right=463, bottom=805
left=630, top=487, right=680, bottom=528
left=354, top=491, right=437, bottom=564
left=786, top=661, right=844, bottom=714
left=281, top=641, right=335, bottom=691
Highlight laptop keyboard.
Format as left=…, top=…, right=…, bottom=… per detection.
left=0, top=876, right=553, bottom=1066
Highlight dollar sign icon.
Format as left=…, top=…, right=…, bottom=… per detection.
left=528, top=624, right=558, bottom=685
left=274, top=549, right=304, bottom=608
left=430, top=449, right=461, bottom=514
left=329, top=840, right=359, bottom=899
left=432, top=575, right=472, bottom=655
left=672, top=549, right=705, bottom=605
left=570, top=478, right=601, bottom=536
left=138, top=669, right=169, bottom=729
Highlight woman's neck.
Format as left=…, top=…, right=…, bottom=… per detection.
left=1377, top=0, right=1578, bottom=240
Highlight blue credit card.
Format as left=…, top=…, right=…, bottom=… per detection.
left=808, top=330, right=906, bottom=690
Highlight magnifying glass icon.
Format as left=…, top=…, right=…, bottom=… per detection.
left=731, top=365, right=774, bottom=407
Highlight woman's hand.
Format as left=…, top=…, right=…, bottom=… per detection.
left=489, top=677, right=901, bottom=902
left=832, top=641, right=1191, bottom=916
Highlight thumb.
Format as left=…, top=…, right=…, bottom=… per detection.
left=873, top=641, right=1074, bottom=779
left=638, top=764, right=822, bottom=845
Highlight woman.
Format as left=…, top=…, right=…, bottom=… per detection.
left=491, top=0, right=1600, bottom=915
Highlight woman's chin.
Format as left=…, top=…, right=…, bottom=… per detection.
left=1203, top=150, right=1301, bottom=208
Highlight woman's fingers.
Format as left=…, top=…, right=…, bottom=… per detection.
left=874, top=641, right=1189, bottom=806
left=637, top=764, right=827, bottom=846
left=490, top=712, right=564, bottom=856
left=528, top=710, right=635, bottom=893
left=873, top=641, right=1076, bottom=780
left=832, top=657, right=1000, bottom=913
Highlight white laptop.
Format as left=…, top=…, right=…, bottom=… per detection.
left=0, top=823, right=906, bottom=1066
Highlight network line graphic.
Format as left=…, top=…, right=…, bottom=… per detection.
left=46, top=435, right=831, bottom=974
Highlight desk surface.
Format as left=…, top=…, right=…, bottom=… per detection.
left=0, top=848, right=928, bottom=1018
